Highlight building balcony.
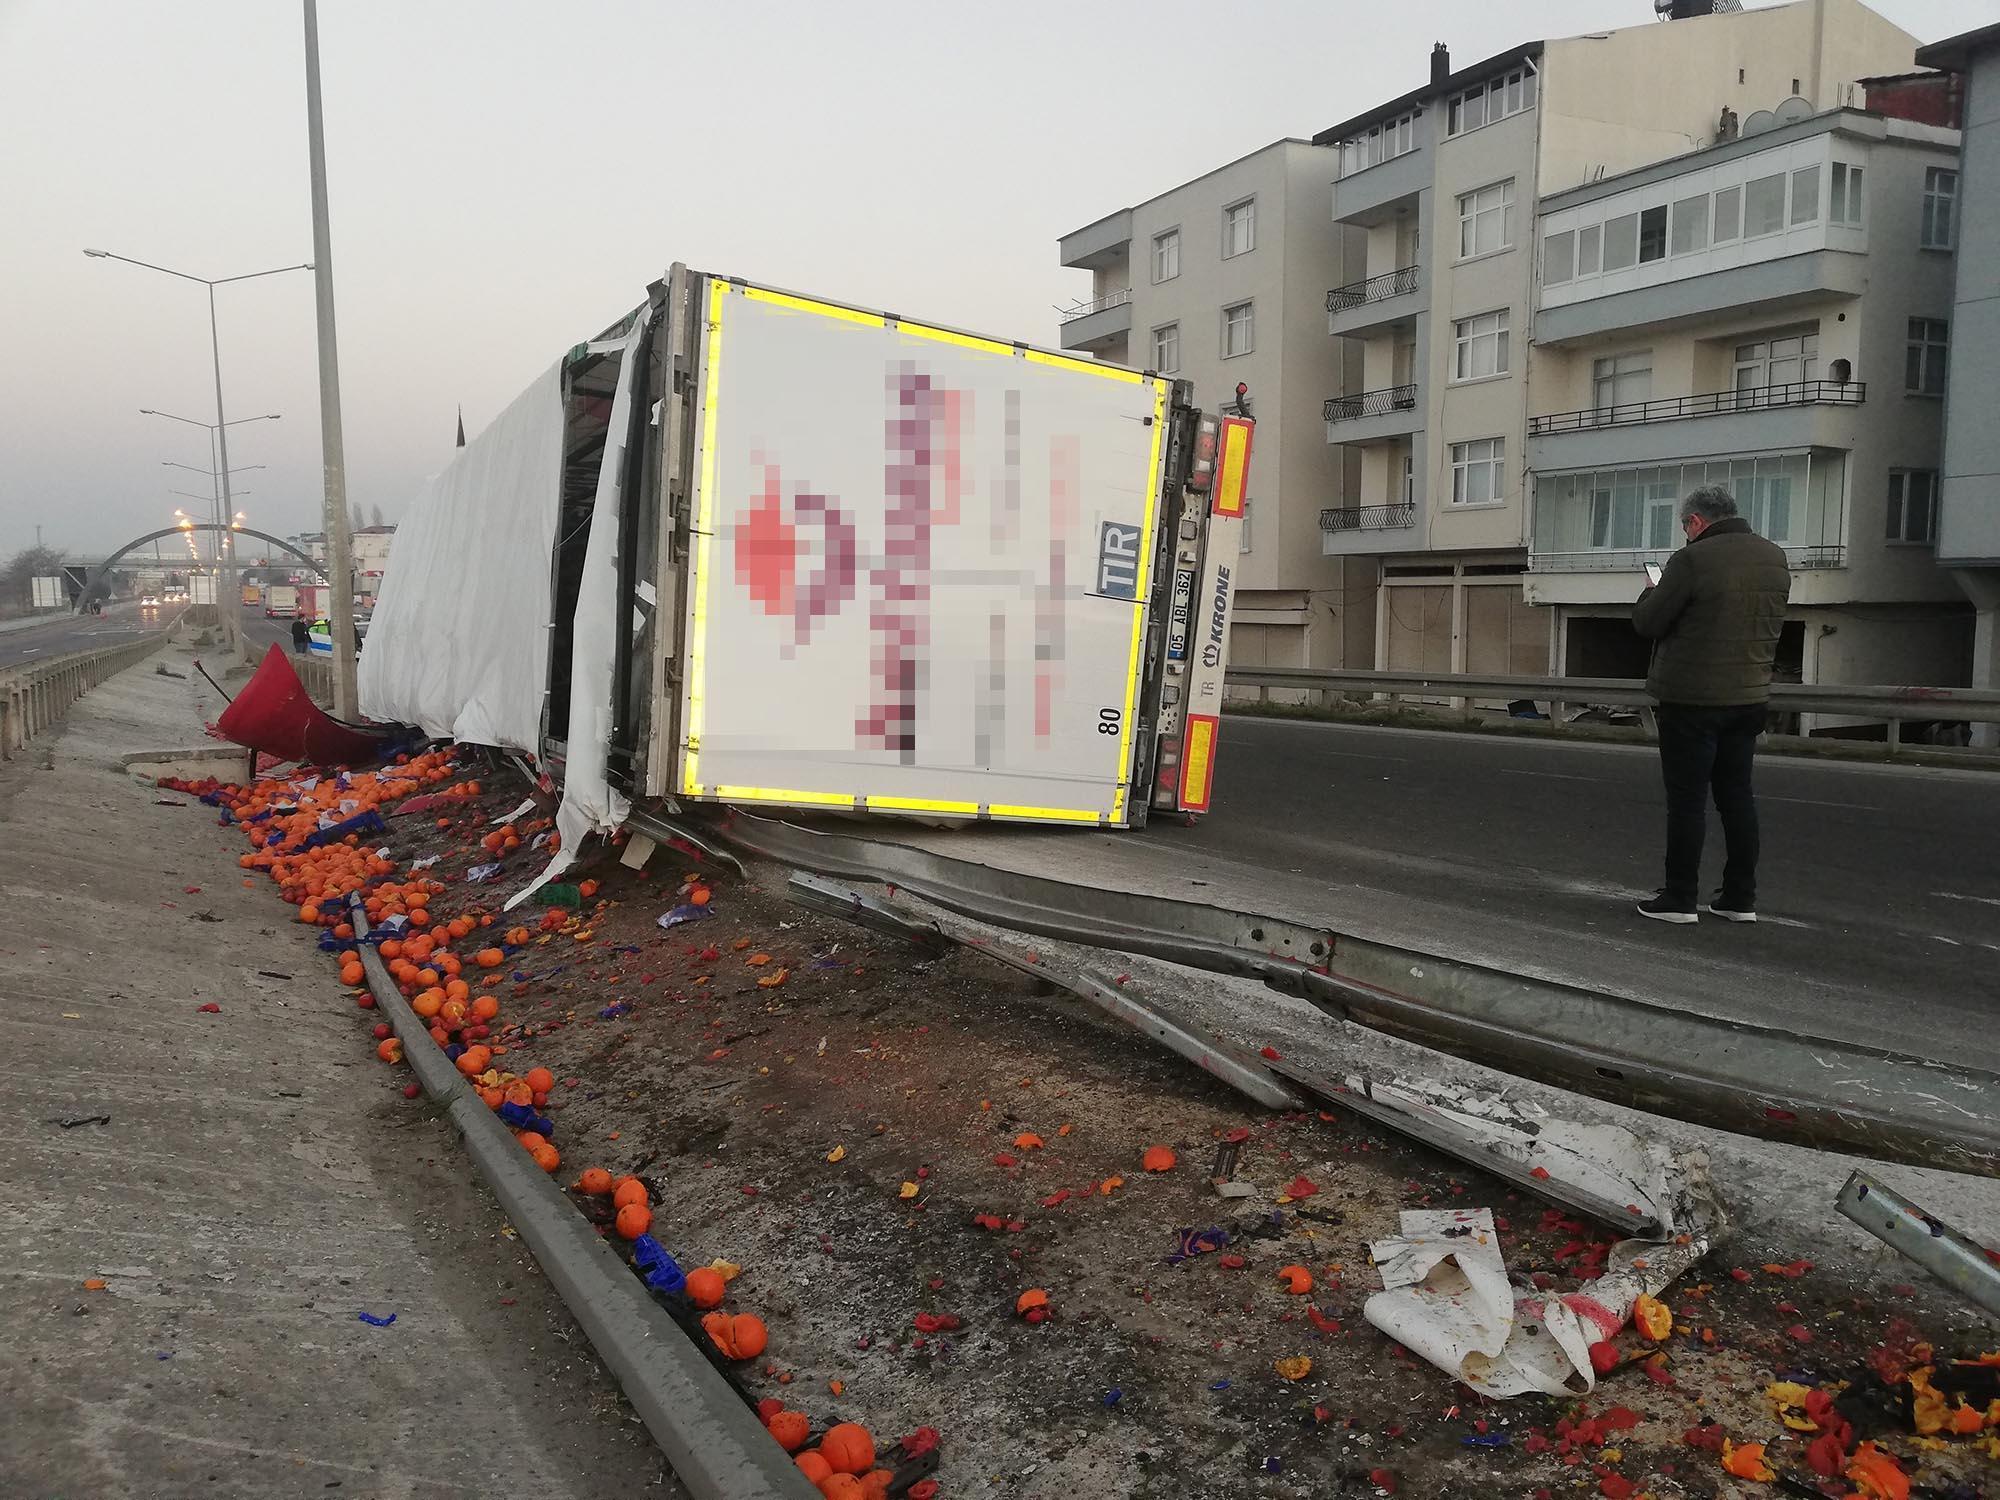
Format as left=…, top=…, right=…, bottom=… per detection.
left=1327, top=265, right=1424, bottom=338
left=1058, top=209, right=1132, bottom=271
left=1527, top=384, right=1864, bottom=475
left=1319, top=501, right=1420, bottom=555
left=1535, top=249, right=1866, bottom=348
left=1332, top=145, right=1429, bottom=228
left=1324, top=383, right=1422, bottom=445
left=1057, top=288, right=1132, bottom=353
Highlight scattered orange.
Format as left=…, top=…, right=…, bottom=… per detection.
left=474, top=948, right=504, bottom=968
left=701, top=1311, right=768, bottom=1360
left=614, top=1202, right=652, bottom=1239
left=612, top=1177, right=649, bottom=1210
left=795, top=1453, right=833, bottom=1484
left=339, top=962, right=365, bottom=986
left=818, top=1423, right=874, bottom=1474
left=576, top=1167, right=613, bottom=1196
left=1141, top=1145, right=1177, bottom=1172
left=524, top=1066, right=554, bottom=1093
left=471, top=995, right=499, bottom=1021
left=765, top=1409, right=810, bottom=1452
left=685, top=1267, right=726, bottom=1309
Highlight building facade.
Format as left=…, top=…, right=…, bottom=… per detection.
left=1057, top=141, right=1375, bottom=672
left=1313, top=0, right=1946, bottom=689
left=1915, top=21, right=2000, bottom=743
left=1528, top=107, right=1970, bottom=698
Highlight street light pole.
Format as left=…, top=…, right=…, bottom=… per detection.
left=304, top=0, right=358, bottom=718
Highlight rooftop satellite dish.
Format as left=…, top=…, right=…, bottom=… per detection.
left=1773, top=95, right=1813, bottom=123
left=1741, top=109, right=1777, bottom=136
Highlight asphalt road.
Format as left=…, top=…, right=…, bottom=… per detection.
left=0, top=601, right=182, bottom=670
left=879, top=716, right=2000, bottom=1070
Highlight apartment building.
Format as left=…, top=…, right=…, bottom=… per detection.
left=1527, top=106, right=1969, bottom=693
left=1915, top=21, right=2000, bottom=742
left=1056, top=141, right=1373, bottom=671
left=1313, top=0, right=1930, bottom=680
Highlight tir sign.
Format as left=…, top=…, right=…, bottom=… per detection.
left=1211, top=415, right=1253, bottom=518
left=1096, top=520, right=1142, bottom=600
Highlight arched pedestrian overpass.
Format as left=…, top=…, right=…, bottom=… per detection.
left=80, top=523, right=330, bottom=606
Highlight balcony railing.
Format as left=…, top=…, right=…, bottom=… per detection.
left=1327, top=265, right=1420, bottom=313
left=1319, top=502, right=1417, bottom=533
left=1325, top=384, right=1419, bottom=423
left=1058, top=287, right=1131, bottom=324
left=1529, top=544, right=1846, bottom=574
left=1527, top=380, right=1865, bottom=437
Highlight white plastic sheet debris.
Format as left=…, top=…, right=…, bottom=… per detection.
left=1348, top=1072, right=1722, bottom=1398
left=1365, top=1209, right=1711, bottom=1398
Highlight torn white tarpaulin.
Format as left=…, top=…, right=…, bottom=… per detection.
left=507, top=316, right=644, bottom=909
left=1364, top=1208, right=1712, bottom=1398
left=359, top=362, right=565, bottom=751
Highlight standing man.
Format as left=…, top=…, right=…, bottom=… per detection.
left=290, top=614, right=310, bottom=655
left=1631, top=485, right=1791, bottom=924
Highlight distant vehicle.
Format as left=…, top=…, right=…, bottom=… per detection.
left=139, top=595, right=159, bottom=609
left=241, top=582, right=262, bottom=607
left=264, top=583, right=299, bottom=618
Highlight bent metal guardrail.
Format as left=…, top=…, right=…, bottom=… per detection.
left=1225, top=665, right=2000, bottom=752
left=0, top=629, right=172, bottom=759
left=674, top=808, right=2000, bottom=1180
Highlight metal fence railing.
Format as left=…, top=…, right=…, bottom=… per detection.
left=0, top=629, right=172, bottom=760
left=1224, top=665, right=2000, bottom=757
left=1058, top=287, right=1132, bottom=324
left=1324, top=383, right=1419, bottom=423
left=1319, top=502, right=1417, bottom=533
left=1528, top=380, right=1866, bottom=436
left=1529, top=544, right=1846, bottom=573
left=1327, top=264, right=1420, bottom=313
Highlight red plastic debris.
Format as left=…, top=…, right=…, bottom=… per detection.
left=1601, top=1407, right=1640, bottom=1431
left=1218, top=1254, right=1247, bottom=1270
left=1307, top=1305, right=1342, bottom=1335
left=1282, top=1175, right=1320, bottom=1199
left=972, top=1213, right=1004, bottom=1231
left=1785, top=1323, right=1813, bottom=1344
left=1530, top=1166, right=1551, bottom=1180
left=1260, top=1046, right=1282, bottom=1061
left=992, top=1153, right=1018, bottom=1168
left=1682, top=1423, right=1726, bottom=1453
left=197, top=1002, right=221, bottom=1013
left=1806, top=1428, right=1850, bottom=1478
left=1729, top=1267, right=1753, bottom=1282
left=908, top=1484, right=938, bottom=1500
left=912, top=1312, right=961, bottom=1333
left=1038, top=1189, right=1072, bottom=1208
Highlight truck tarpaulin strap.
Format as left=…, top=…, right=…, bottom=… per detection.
left=509, top=324, right=643, bottom=908
left=359, top=362, right=565, bottom=752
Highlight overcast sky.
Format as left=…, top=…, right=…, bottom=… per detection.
left=1, top=0, right=1986, bottom=560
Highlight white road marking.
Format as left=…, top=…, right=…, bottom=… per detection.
left=1497, top=768, right=1601, bottom=782
left=1763, top=794, right=1878, bottom=811
left=1934, top=891, right=2000, bottom=908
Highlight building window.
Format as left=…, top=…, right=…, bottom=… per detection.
left=1906, top=317, right=1948, bottom=394
left=1744, top=173, right=1787, bottom=237
left=1735, top=329, right=1818, bottom=393
left=1713, top=185, right=1742, bottom=242
left=1450, top=438, right=1506, bottom=506
left=1790, top=165, right=1820, bottom=226
left=1830, top=163, right=1864, bottom=227
left=1576, top=223, right=1602, bottom=275
left=1457, top=179, right=1515, bottom=258
left=1671, top=195, right=1709, bottom=255
left=1152, top=229, right=1180, bottom=283
left=1452, top=309, right=1509, bottom=381
left=1638, top=205, right=1668, bottom=263
left=1886, top=470, right=1938, bottom=543
left=1222, top=300, right=1254, bottom=358
left=1402, top=450, right=1416, bottom=506
left=1543, top=229, right=1574, bottom=285
left=1223, top=199, right=1256, bottom=258
left=1335, top=110, right=1418, bottom=178
left=1239, top=499, right=1254, bottom=554
left=1535, top=453, right=1837, bottom=558
left=1921, top=167, right=1957, bottom=249
left=1152, top=322, right=1180, bottom=374
left=1446, top=63, right=1537, bottom=136
left=1602, top=213, right=1639, bottom=271
left=1593, top=351, right=1653, bottom=412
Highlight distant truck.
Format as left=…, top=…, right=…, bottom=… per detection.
left=241, top=582, right=262, bottom=607
left=264, top=583, right=298, bottom=618
left=365, top=264, right=1249, bottom=830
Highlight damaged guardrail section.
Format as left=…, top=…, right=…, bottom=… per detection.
left=692, top=810, right=2000, bottom=1181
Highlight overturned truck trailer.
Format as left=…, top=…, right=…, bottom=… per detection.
left=363, top=266, right=1249, bottom=855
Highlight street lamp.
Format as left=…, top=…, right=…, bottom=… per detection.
left=86, top=248, right=311, bottom=650
left=141, top=409, right=279, bottom=585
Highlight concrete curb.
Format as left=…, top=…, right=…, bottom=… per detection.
left=346, top=899, right=818, bottom=1500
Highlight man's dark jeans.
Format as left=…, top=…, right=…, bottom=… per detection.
left=1656, top=702, right=1768, bottom=909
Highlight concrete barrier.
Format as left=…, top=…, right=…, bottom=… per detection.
left=0, top=630, right=172, bottom=760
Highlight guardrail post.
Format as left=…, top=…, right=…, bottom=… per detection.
left=1886, top=719, right=1901, bottom=757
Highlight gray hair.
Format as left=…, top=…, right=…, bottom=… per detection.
left=1680, top=485, right=1739, bottom=524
